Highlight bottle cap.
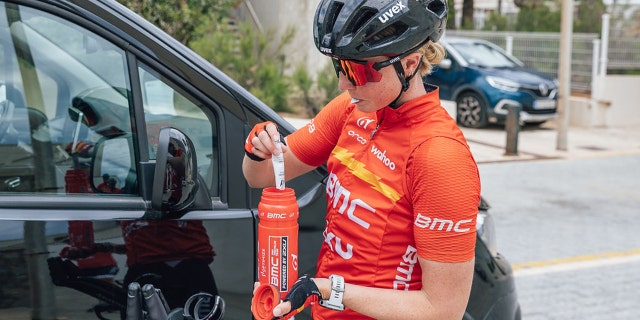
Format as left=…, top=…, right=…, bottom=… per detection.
left=251, top=283, right=280, bottom=320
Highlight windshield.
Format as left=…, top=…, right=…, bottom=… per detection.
left=451, top=42, right=521, bottom=68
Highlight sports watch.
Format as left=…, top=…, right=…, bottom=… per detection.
left=319, top=274, right=345, bottom=311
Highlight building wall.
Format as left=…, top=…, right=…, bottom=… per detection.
left=570, top=75, right=640, bottom=127
left=240, top=0, right=327, bottom=76
left=593, top=75, right=640, bottom=127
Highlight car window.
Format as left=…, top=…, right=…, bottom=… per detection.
left=138, top=64, right=219, bottom=196
left=0, top=3, right=134, bottom=195
left=451, top=42, right=519, bottom=68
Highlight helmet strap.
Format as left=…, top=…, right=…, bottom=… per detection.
left=388, top=59, right=423, bottom=109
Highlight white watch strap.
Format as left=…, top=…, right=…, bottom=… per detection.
left=319, top=274, right=345, bottom=311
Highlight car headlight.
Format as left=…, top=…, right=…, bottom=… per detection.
left=476, top=211, right=498, bottom=257
left=486, top=76, right=520, bottom=92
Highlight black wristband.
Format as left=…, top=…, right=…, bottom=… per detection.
left=245, top=150, right=266, bottom=162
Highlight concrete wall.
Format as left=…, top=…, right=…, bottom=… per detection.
left=570, top=75, right=640, bottom=128
left=240, top=0, right=327, bottom=76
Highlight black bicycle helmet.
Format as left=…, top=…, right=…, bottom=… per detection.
left=314, top=0, right=448, bottom=59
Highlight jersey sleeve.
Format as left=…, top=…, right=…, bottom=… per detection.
left=286, top=92, right=352, bottom=167
left=407, top=136, right=480, bottom=263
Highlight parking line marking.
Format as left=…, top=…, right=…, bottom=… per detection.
left=512, top=249, right=640, bottom=278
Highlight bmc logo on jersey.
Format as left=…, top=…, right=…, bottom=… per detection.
left=414, top=213, right=473, bottom=233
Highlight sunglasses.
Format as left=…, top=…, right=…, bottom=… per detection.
left=331, top=47, right=422, bottom=86
left=331, top=59, right=384, bottom=86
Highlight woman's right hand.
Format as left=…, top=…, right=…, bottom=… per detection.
left=244, top=121, right=287, bottom=161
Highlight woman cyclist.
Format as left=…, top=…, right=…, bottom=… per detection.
left=243, top=0, right=481, bottom=319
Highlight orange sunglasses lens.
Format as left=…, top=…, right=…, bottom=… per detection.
left=332, top=59, right=383, bottom=86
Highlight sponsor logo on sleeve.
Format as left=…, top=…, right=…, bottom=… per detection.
left=414, top=213, right=473, bottom=233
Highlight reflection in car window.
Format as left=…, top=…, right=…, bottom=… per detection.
left=0, top=3, right=134, bottom=195
left=138, top=64, right=218, bottom=196
left=451, top=42, right=518, bottom=68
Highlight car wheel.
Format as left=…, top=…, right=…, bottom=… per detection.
left=456, top=92, right=488, bottom=128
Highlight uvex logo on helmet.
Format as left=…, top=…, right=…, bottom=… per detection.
left=378, top=1, right=408, bottom=24
left=320, top=47, right=332, bottom=54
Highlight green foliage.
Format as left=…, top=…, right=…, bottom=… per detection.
left=460, top=0, right=475, bottom=30
left=608, top=69, right=640, bottom=75
left=574, top=0, right=606, bottom=34
left=483, top=12, right=508, bottom=31
left=117, top=0, right=346, bottom=116
left=316, top=62, right=341, bottom=108
left=515, top=4, right=561, bottom=32
left=116, top=0, right=237, bottom=45
left=190, top=20, right=296, bottom=113
left=289, top=60, right=342, bottom=117
left=494, top=0, right=606, bottom=33
left=446, top=0, right=457, bottom=30
left=292, top=63, right=316, bottom=116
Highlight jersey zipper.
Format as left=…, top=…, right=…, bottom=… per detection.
left=370, top=122, right=380, bottom=139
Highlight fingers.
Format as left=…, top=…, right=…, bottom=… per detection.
left=245, top=121, right=285, bottom=161
left=251, top=122, right=283, bottom=157
left=272, top=301, right=292, bottom=318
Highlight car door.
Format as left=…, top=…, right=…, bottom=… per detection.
left=425, top=45, right=466, bottom=101
left=0, top=1, right=327, bottom=319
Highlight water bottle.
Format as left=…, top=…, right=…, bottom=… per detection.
left=257, top=186, right=299, bottom=300
left=252, top=138, right=300, bottom=320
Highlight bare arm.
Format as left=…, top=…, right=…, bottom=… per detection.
left=242, top=122, right=315, bottom=188
left=273, top=257, right=474, bottom=320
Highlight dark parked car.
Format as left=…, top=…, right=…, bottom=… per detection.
left=427, top=36, right=558, bottom=128
left=0, top=1, right=519, bottom=319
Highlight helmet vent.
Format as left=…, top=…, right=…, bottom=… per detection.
left=426, top=0, right=447, bottom=18
left=325, top=1, right=344, bottom=33
left=367, top=23, right=408, bottom=47
left=347, top=8, right=376, bottom=36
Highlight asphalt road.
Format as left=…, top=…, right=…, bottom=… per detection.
left=478, top=154, right=640, bottom=320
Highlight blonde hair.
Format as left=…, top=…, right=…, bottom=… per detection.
left=373, top=26, right=445, bottom=75
left=416, top=41, right=445, bottom=75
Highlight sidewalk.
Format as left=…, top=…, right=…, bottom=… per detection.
left=460, top=122, right=640, bottom=163
left=284, top=111, right=640, bottom=164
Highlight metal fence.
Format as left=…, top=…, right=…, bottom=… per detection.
left=444, top=30, right=598, bottom=92
left=608, top=37, right=640, bottom=71
left=444, top=30, right=640, bottom=93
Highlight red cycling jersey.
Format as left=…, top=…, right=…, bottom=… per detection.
left=121, top=220, right=215, bottom=266
left=287, top=87, right=480, bottom=319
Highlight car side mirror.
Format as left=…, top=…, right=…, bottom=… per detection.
left=90, top=133, right=135, bottom=194
left=438, top=58, right=452, bottom=70
left=151, top=127, right=199, bottom=218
